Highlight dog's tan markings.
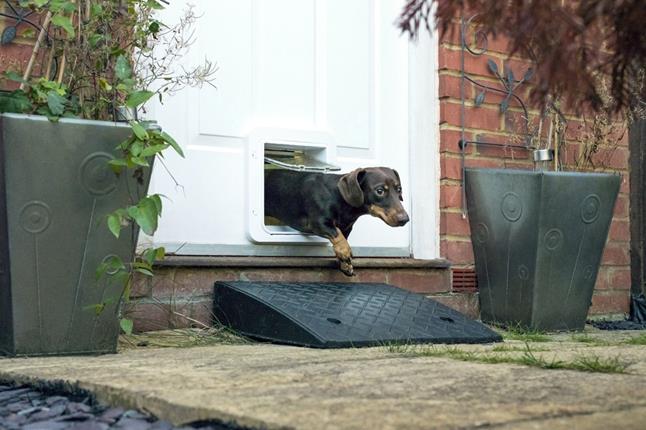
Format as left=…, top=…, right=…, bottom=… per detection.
left=368, top=204, right=399, bottom=226
left=330, top=227, right=354, bottom=276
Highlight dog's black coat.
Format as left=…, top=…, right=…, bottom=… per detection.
left=265, top=170, right=364, bottom=239
left=265, top=167, right=409, bottom=239
left=264, top=167, right=409, bottom=275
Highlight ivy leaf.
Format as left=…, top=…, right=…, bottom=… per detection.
left=95, top=255, right=125, bottom=280
left=85, top=302, right=106, bottom=316
left=20, top=28, right=36, bottom=39
left=142, top=248, right=157, bottom=265
left=487, top=59, right=499, bottom=76
left=155, top=246, right=165, bottom=260
left=130, top=156, right=150, bottom=166
left=147, top=0, right=166, bottom=10
left=134, top=267, right=154, bottom=277
left=90, top=3, right=103, bottom=16
left=4, top=70, right=27, bottom=83
left=125, top=90, right=154, bottom=108
left=98, top=77, right=112, bottom=91
left=0, top=91, right=32, bottom=113
left=51, top=14, right=75, bottom=38
left=148, top=20, right=161, bottom=35
left=134, top=197, right=159, bottom=235
left=95, top=261, right=108, bottom=281
left=108, top=158, right=127, bottom=174
left=126, top=205, right=138, bottom=220
left=120, top=318, right=134, bottom=335
left=88, top=34, right=103, bottom=48
left=474, top=90, right=486, bottom=107
left=115, top=55, right=131, bottom=80
left=130, top=121, right=149, bottom=140
left=107, top=213, right=122, bottom=238
left=523, top=68, right=535, bottom=82
left=159, top=131, right=184, bottom=157
left=130, top=140, right=143, bottom=156
left=150, top=194, right=162, bottom=215
left=140, top=144, right=168, bottom=157
left=46, top=90, right=66, bottom=115
left=62, top=1, right=77, bottom=13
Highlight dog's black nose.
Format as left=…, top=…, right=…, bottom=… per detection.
left=397, top=213, right=410, bottom=226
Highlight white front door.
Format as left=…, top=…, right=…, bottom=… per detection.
left=147, top=0, right=439, bottom=258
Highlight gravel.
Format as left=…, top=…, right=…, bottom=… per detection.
left=0, top=385, right=254, bottom=430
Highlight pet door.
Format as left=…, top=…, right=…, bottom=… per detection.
left=264, top=149, right=340, bottom=173
left=247, top=128, right=340, bottom=244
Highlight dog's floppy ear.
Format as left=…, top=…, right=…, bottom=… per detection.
left=392, top=169, right=403, bottom=201
left=338, top=168, right=366, bottom=207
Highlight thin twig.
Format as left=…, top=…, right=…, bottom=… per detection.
left=21, top=11, right=53, bottom=89
left=171, top=311, right=210, bottom=329
left=44, top=41, right=55, bottom=79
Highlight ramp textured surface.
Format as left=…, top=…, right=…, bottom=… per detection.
left=214, top=282, right=501, bottom=347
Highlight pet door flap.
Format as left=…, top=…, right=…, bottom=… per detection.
left=264, top=148, right=341, bottom=173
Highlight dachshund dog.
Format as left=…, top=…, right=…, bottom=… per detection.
left=265, top=167, right=409, bottom=276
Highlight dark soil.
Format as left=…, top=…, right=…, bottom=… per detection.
left=0, top=384, right=257, bottom=430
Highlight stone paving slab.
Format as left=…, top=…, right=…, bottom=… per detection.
left=1, top=335, right=646, bottom=430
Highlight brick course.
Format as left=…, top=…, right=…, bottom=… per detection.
left=129, top=264, right=454, bottom=333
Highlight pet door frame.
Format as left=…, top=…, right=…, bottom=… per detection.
left=247, top=127, right=341, bottom=244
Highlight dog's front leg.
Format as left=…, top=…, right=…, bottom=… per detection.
left=329, top=227, right=354, bottom=276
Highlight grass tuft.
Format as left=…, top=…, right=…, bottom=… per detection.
left=382, top=342, right=416, bottom=354
left=570, top=334, right=612, bottom=346
left=119, top=326, right=249, bottom=350
left=625, top=334, right=646, bottom=345
left=569, top=354, right=629, bottom=373
left=501, top=324, right=551, bottom=343
left=385, top=342, right=629, bottom=374
left=492, top=344, right=549, bottom=352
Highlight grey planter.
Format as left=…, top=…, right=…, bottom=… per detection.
left=0, top=114, right=151, bottom=356
left=465, top=168, right=621, bottom=331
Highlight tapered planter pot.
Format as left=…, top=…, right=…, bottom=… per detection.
left=465, top=168, right=621, bottom=331
left=0, top=114, right=151, bottom=356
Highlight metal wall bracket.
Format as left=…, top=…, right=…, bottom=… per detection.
left=458, top=15, right=535, bottom=216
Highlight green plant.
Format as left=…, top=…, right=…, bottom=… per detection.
left=625, top=334, right=646, bottom=345
left=386, top=343, right=629, bottom=374
left=499, top=324, right=551, bottom=343
left=0, top=0, right=215, bottom=334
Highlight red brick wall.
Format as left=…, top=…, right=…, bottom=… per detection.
left=438, top=21, right=631, bottom=316
left=0, top=5, right=40, bottom=86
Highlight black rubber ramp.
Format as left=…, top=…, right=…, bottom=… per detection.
left=213, top=282, right=502, bottom=348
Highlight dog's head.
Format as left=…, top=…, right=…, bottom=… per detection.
left=337, top=167, right=409, bottom=227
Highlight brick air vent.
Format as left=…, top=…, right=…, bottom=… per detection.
left=452, top=268, right=478, bottom=293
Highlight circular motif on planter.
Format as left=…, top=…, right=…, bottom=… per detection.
left=544, top=228, right=564, bottom=251
left=580, top=194, right=601, bottom=224
left=583, top=265, right=595, bottom=281
left=474, top=223, right=489, bottom=244
left=80, top=152, right=117, bottom=196
left=101, top=255, right=121, bottom=275
left=518, top=264, right=530, bottom=281
left=501, top=192, right=523, bottom=222
left=20, top=201, right=52, bottom=234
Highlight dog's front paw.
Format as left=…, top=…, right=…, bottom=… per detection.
left=339, top=260, right=355, bottom=277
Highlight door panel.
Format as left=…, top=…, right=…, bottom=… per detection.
left=147, top=0, right=423, bottom=256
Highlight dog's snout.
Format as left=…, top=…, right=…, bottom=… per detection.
left=397, top=212, right=410, bottom=226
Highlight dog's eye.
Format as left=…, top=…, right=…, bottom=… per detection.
left=375, top=188, right=385, bottom=196
left=396, top=186, right=402, bottom=193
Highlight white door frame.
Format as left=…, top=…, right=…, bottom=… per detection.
left=409, top=29, right=441, bottom=259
